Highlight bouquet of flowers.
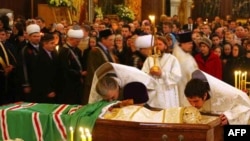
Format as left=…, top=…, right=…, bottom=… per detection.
left=47, top=0, right=73, bottom=7
left=114, top=4, right=135, bottom=23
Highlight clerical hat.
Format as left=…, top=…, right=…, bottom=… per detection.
left=135, top=34, right=154, bottom=49
left=177, top=31, right=192, bottom=43
left=67, top=29, right=84, bottom=39
left=26, top=24, right=40, bottom=35
left=123, top=82, right=149, bottom=104
left=99, top=29, right=113, bottom=38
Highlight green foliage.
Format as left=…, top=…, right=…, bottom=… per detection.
left=114, top=4, right=135, bottom=23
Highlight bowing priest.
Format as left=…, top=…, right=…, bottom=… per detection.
left=57, top=26, right=84, bottom=104
left=185, top=69, right=250, bottom=125
left=88, top=62, right=158, bottom=105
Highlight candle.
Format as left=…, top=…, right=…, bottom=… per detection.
left=149, top=15, right=155, bottom=26
left=55, top=45, right=59, bottom=52
left=86, top=132, right=92, bottom=141
left=241, top=72, right=245, bottom=90
left=234, top=71, right=238, bottom=88
left=80, top=127, right=84, bottom=135
left=85, top=128, right=92, bottom=141
left=70, top=127, right=74, bottom=141
left=238, top=71, right=242, bottom=90
left=245, top=71, right=248, bottom=89
left=81, top=134, right=86, bottom=141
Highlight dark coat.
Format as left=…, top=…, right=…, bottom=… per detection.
left=82, top=45, right=113, bottom=105
left=18, top=43, right=40, bottom=102
left=57, top=44, right=83, bottom=104
left=31, top=48, right=58, bottom=103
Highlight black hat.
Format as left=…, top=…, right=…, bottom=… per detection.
left=177, top=31, right=192, bottom=43
left=41, top=33, right=54, bottom=42
left=123, top=82, right=149, bottom=104
left=99, top=29, right=113, bottom=38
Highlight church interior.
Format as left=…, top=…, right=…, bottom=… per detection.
left=0, top=0, right=250, bottom=141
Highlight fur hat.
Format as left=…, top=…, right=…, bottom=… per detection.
left=26, top=24, right=40, bottom=35
left=135, top=34, right=154, bottom=49
left=123, top=82, right=149, bottom=104
left=67, top=29, right=84, bottom=39
left=99, top=29, right=113, bottom=38
left=199, top=37, right=212, bottom=48
left=177, top=31, right=192, bottom=43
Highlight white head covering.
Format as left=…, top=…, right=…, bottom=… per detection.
left=67, top=29, right=84, bottom=39
left=26, top=24, right=40, bottom=35
left=6, top=12, right=13, bottom=19
left=135, top=35, right=154, bottom=49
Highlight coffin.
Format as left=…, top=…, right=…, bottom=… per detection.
left=0, top=102, right=223, bottom=141
left=93, top=117, right=223, bottom=141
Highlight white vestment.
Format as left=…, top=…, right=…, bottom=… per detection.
left=88, top=62, right=158, bottom=104
left=172, top=44, right=198, bottom=106
left=141, top=53, right=182, bottom=109
left=194, top=70, right=250, bottom=125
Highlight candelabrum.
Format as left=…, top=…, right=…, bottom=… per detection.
left=149, top=15, right=161, bottom=73
left=234, top=70, right=249, bottom=95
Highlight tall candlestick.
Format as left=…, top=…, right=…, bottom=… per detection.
left=70, top=127, right=74, bottom=141
left=234, top=71, right=238, bottom=88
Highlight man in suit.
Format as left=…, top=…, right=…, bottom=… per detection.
left=83, top=29, right=115, bottom=104
left=182, top=17, right=197, bottom=32
left=32, top=33, right=58, bottom=103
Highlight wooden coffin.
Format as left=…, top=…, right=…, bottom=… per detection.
left=92, top=117, right=223, bottom=141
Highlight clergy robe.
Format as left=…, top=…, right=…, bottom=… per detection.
left=193, top=70, right=250, bottom=125
left=88, top=62, right=158, bottom=104
left=172, top=44, right=198, bottom=106
left=57, top=44, right=83, bottom=104
left=141, top=53, right=182, bottom=109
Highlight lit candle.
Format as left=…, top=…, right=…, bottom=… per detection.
left=241, top=72, right=245, bottom=90
left=80, top=127, right=84, bottom=135
left=86, top=132, right=92, bottom=141
left=149, top=15, right=155, bottom=26
left=85, top=128, right=92, bottom=141
left=234, top=71, right=238, bottom=88
left=81, top=134, right=86, bottom=141
left=70, top=127, right=74, bottom=141
left=55, top=45, right=59, bottom=52
left=245, top=71, right=248, bottom=89
left=238, top=71, right=242, bottom=90
left=80, top=127, right=86, bottom=141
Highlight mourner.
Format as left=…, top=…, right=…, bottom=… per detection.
left=185, top=69, right=250, bottom=125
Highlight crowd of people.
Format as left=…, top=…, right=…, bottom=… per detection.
left=0, top=12, right=250, bottom=125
